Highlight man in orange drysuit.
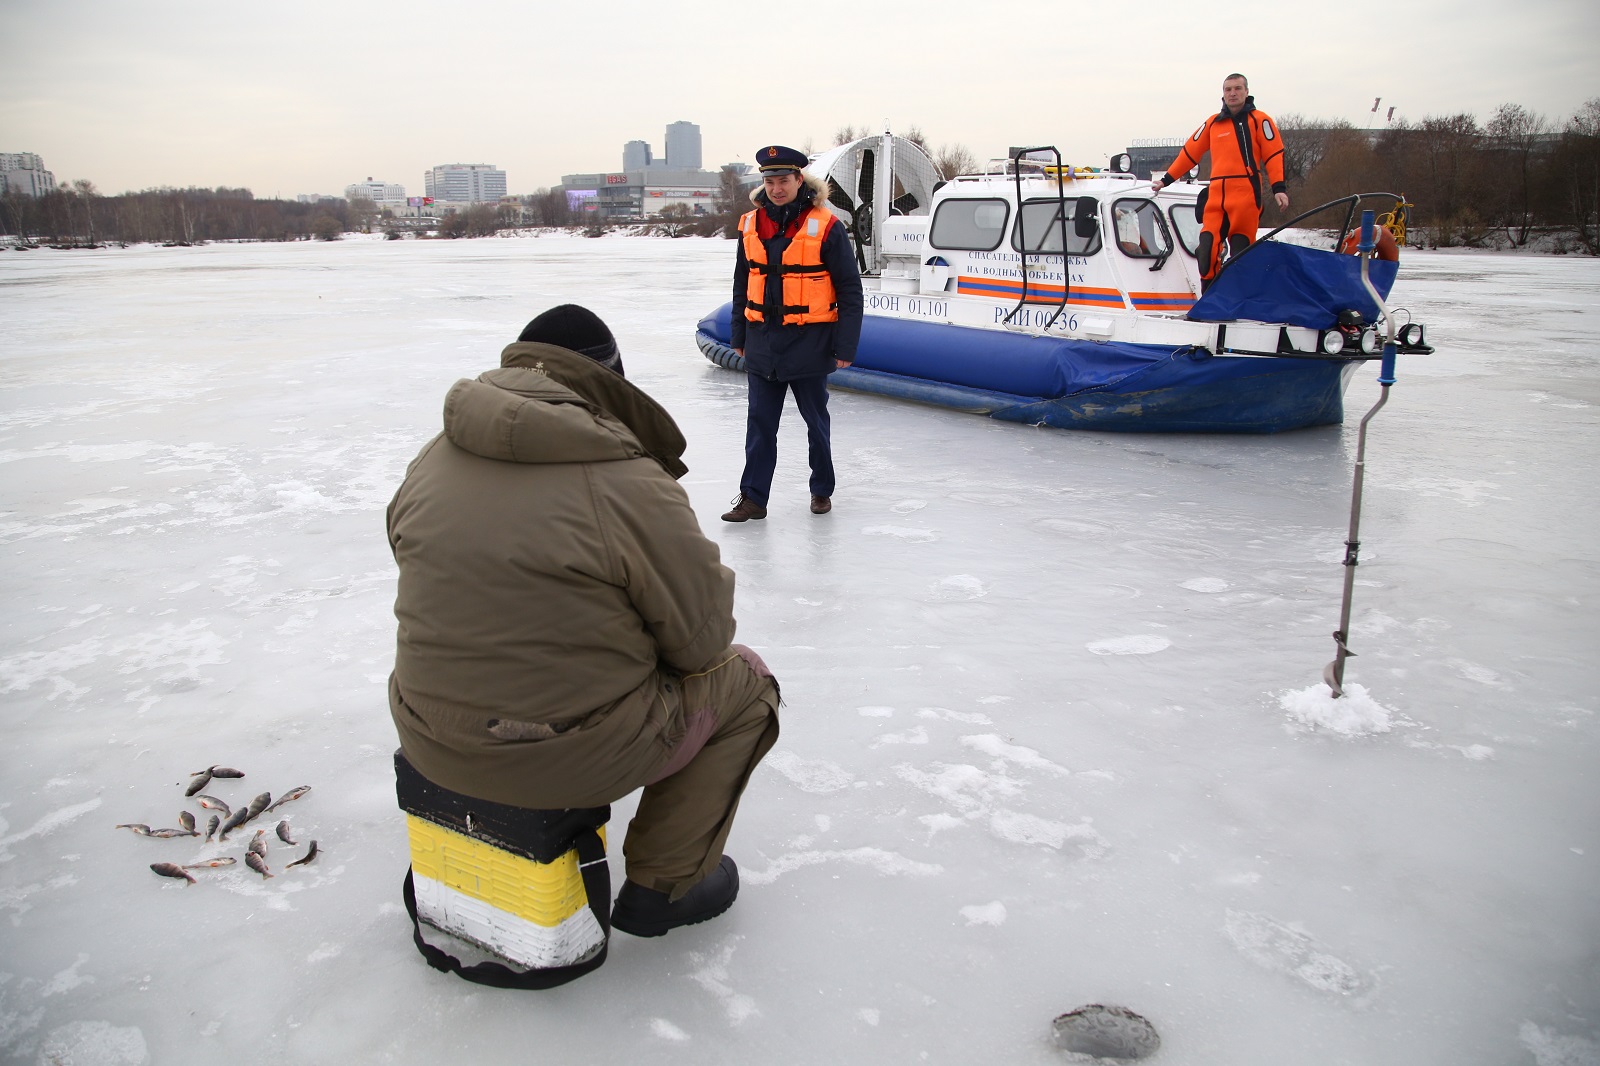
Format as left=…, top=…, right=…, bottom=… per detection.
left=1153, top=73, right=1289, bottom=289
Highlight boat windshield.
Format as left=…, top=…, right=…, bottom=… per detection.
left=1012, top=198, right=1102, bottom=256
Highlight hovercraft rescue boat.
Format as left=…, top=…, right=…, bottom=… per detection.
left=694, top=131, right=1433, bottom=433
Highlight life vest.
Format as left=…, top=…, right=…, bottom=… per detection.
left=740, top=206, right=840, bottom=326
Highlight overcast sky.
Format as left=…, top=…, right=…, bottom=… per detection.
left=3, top=0, right=1595, bottom=198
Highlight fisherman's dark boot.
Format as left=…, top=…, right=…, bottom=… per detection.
left=611, top=855, right=740, bottom=937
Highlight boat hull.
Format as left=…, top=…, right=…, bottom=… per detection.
left=695, top=304, right=1350, bottom=434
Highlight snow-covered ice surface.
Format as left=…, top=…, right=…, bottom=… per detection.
left=1, top=236, right=1597, bottom=1065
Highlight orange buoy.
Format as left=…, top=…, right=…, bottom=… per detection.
left=1340, top=226, right=1399, bottom=261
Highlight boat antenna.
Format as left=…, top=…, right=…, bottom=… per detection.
left=1324, top=209, right=1400, bottom=698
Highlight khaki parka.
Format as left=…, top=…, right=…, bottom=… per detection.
left=387, top=342, right=736, bottom=809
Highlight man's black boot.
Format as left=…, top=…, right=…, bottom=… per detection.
left=611, top=855, right=740, bottom=937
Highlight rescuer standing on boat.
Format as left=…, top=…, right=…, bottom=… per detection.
left=1153, top=73, right=1288, bottom=290
left=722, top=145, right=863, bottom=522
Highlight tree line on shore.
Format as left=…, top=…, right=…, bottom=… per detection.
left=1267, top=99, right=1600, bottom=252
left=4, top=99, right=1596, bottom=253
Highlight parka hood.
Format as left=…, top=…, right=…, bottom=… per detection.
left=440, top=343, right=688, bottom=478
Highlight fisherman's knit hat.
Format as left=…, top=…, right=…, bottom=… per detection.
left=517, top=304, right=625, bottom=376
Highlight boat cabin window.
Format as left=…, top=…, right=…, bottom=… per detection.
left=1166, top=204, right=1201, bottom=257
left=1110, top=199, right=1173, bottom=260
left=928, top=198, right=1010, bottom=251
left=1011, top=197, right=1102, bottom=257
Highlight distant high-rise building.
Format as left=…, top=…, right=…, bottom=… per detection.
left=623, top=141, right=653, bottom=171
left=0, top=152, right=57, bottom=197
left=344, top=177, right=408, bottom=205
left=664, top=122, right=701, bottom=170
left=424, top=163, right=507, bottom=204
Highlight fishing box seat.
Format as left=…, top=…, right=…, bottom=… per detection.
left=394, top=749, right=611, bottom=988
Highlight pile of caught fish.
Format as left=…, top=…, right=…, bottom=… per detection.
left=117, top=764, right=320, bottom=885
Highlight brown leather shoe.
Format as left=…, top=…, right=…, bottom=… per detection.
left=721, top=494, right=767, bottom=522
left=810, top=495, right=832, bottom=514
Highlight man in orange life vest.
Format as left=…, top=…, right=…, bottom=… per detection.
left=1153, top=73, right=1289, bottom=290
left=722, top=145, right=863, bottom=523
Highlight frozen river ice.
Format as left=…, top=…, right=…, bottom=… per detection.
left=1, top=235, right=1597, bottom=1065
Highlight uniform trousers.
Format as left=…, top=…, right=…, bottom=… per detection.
left=739, top=372, right=834, bottom=506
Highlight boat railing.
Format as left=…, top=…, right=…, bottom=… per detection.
left=1213, top=191, right=1406, bottom=285
left=1003, top=146, right=1072, bottom=332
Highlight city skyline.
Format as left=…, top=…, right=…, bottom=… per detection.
left=2, top=0, right=1594, bottom=198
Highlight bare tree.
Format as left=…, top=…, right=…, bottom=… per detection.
left=70, top=179, right=99, bottom=245
left=653, top=202, right=696, bottom=237
left=933, top=142, right=979, bottom=180
left=833, top=124, right=867, bottom=146
left=1486, top=103, right=1551, bottom=246
left=347, top=195, right=379, bottom=234
left=1552, top=98, right=1600, bottom=253
left=523, top=187, right=571, bottom=227
left=714, top=164, right=750, bottom=238
left=1405, top=113, right=1485, bottom=245
left=1274, top=115, right=1354, bottom=188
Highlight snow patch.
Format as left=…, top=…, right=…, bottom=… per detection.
left=1448, top=658, right=1507, bottom=687
left=686, top=940, right=759, bottom=1025
left=1279, top=683, right=1393, bottom=736
left=744, top=847, right=943, bottom=885
left=0, top=800, right=103, bottom=862
left=960, top=901, right=1007, bottom=926
left=1518, top=1022, right=1600, bottom=1066
left=41, top=954, right=94, bottom=997
left=649, top=1018, right=690, bottom=1042
left=960, top=734, right=1069, bottom=775
left=36, top=1020, right=149, bottom=1065
left=861, top=525, right=937, bottom=542
left=872, top=726, right=929, bottom=747
left=763, top=750, right=854, bottom=793
left=1086, top=635, right=1171, bottom=655
left=929, top=574, right=987, bottom=600
left=896, top=762, right=1022, bottom=815
left=991, top=811, right=1106, bottom=854
left=1224, top=910, right=1370, bottom=997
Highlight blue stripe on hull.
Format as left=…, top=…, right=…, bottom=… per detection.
left=696, top=304, right=1347, bottom=434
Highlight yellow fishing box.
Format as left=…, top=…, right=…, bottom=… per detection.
left=394, top=750, right=610, bottom=983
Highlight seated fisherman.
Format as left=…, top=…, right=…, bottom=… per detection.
left=386, top=304, right=780, bottom=937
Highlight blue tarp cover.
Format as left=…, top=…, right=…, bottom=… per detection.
left=696, top=303, right=1185, bottom=400
left=1187, top=241, right=1398, bottom=329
